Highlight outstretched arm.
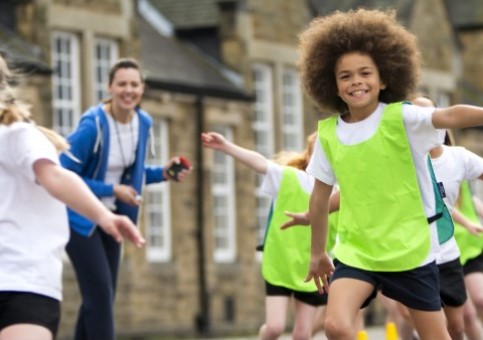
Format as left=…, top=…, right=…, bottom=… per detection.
left=201, top=132, right=268, bottom=174
left=452, top=208, right=483, bottom=236
left=281, top=190, right=340, bottom=229
left=473, top=196, right=483, bottom=218
left=34, top=159, right=145, bottom=247
left=433, top=105, right=483, bottom=129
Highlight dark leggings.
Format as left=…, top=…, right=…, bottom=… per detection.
left=66, top=228, right=121, bottom=340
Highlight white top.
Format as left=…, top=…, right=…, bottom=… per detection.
left=261, top=161, right=314, bottom=197
left=307, top=102, right=444, bottom=267
left=432, top=145, right=483, bottom=264
left=0, top=122, right=69, bottom=300
left=102, top=113, right=139, bottom=209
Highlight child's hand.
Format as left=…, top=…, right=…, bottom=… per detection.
left=465, top=222, right=483, bottom=236
left=305, top=252, right=334, bottom=294
left=280, top=211, right=310, bottom=229
left=98, top=212, right=146, bottom=248
left=201, top=132, right=227, bottom=150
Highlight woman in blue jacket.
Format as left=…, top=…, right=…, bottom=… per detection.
left=60, top=58, right=191, bottom=340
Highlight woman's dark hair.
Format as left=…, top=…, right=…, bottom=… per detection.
left=108, top=57, right=144, bottom=86
left=298, top=8, right=421, bottom=115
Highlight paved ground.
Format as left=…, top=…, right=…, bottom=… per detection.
left=192, top=325, right=386, bottom=340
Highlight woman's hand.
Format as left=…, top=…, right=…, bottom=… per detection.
left=163, top=156, right=193, bottom=182
left=113, top=184, right=140, bottom=206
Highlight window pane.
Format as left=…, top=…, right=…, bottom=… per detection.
left=212, top=126, right=236, bottom=262
left=51, top=32, right=80, bottom=136
left=145, top=119, right=172, bottom=262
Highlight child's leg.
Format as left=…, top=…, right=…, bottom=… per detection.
left=311, top=306, right=326, bottom=336
left=438, top=259, right=467, bottom=340
left=259, top=295, right=289, bottom=340
left=408, top=308, right=451, bottom=340
left=465, top=272, right=483, bottom=321
left=324, top=278, right=375, bottom=340
left=354, top=308, right=365, bottom=333
left=377, top=293, right=415, bottom=340
left=292, top=300, right=318, bottom=340
left=462, top=297, right=483, bottom=340
left=0, top=324, right=52, bottom=340
left=443, top=306, right=465, bottom=340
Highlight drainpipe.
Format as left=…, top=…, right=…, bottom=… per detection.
left=195, top=95, right=211, bottom=336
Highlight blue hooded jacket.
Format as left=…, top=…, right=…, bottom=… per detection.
left=60, top=104, right=165, bottom=236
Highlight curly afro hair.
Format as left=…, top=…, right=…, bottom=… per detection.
left=298, top=8, right=421, bottom=114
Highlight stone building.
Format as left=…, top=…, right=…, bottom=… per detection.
left=445, top=0, right=483, bottom=158
left=1, top=0, right=483, bottom=339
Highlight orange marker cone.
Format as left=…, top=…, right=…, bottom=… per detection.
left=357, top=330, right=368, bottom=340
left=385, top=322, right=399, bottom=340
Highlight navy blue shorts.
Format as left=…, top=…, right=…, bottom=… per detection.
left=463, top=251, right=483, bottom=276
left=438, top=258, right=467, bottom=307
left=0, top=291, right=60, bottom=337
left=265, top=280, right=328, bottom=306
left=331, top=260, right=442, bottom=311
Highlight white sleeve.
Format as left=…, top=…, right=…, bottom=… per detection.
left=260, top=161, right=283, bottom=197
left=403, top=104, right=445, bottom=156
left=306, top=134, right=337, bottom=185
left=461, top=147, right=483, bottom=180
left=10, top=123, right=59, bottom=182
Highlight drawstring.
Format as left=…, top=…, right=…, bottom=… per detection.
left=149, top=127, right=155, bottom=158
left=94, top=115, right=101, bottom=153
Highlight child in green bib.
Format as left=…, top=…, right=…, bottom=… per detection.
left=201, top=131, right=331, bottom=340
left=298, top=8, right=483, bottom=340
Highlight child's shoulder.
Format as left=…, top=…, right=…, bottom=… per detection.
left=5, top=121, right=37, bottom=135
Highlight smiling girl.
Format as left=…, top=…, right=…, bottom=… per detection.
left=298, top=9, right=483, bottom=340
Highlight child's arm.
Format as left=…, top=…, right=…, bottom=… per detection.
left=452, top=208, right=483, bottom=235
left=433, top=105, right=483, bottom=129
left=306, top=179, right=335, bottom=294
left=473, top=196, right=483, bottom=218
left=201, top=132, right=268, bottom=174
left=33, top=159, right=145, bottom=247
left=280, top=190, right=340, bottom=229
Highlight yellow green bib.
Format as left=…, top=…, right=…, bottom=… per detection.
left=454, top=181, right=483, bottom=265
left=318, top=102, right=431, bottom=271
left=261, top=167, right=317, bottom=292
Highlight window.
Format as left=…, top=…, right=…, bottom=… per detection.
left=51, top=32, right=81, bottom=136
left=212, top=126, right=236, bottom=262
left=252, top=63, right=274, bottom=248
left=93, top=38, right=119, bottom=103
left=436, top=90, right=451, bottom=108
left=145, top=119, right=172, bottom=262
left=281, top=68, right=303, bottom=151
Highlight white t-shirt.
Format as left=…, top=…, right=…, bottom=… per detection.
left=102, top=113, right=140, bottom=209
left=432, top=145, right=483, bottom=264
left=0, top=122, right=69, bottom=300
left=306, top=102, right=444, bottom=267
left=261, top=161, right=314, bottom=197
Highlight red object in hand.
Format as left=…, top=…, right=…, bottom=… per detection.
left=166, top=157, right=191, bottom=181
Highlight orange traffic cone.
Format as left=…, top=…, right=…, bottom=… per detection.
left=385, top=322, right=399, bottom=340
left=357, top=330, right=368, bottom=340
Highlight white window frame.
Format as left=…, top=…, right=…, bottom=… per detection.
left=51, top=31, right=81, bottom=136
left=252, top=63, right=274, bottom=249
left=145, top=119, right=172, bottom=262
left=93, top=38, right=119, bottom=103
left=281, top=67, right=303, bottom=151
left=212, top=126, right=236, bottom=262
